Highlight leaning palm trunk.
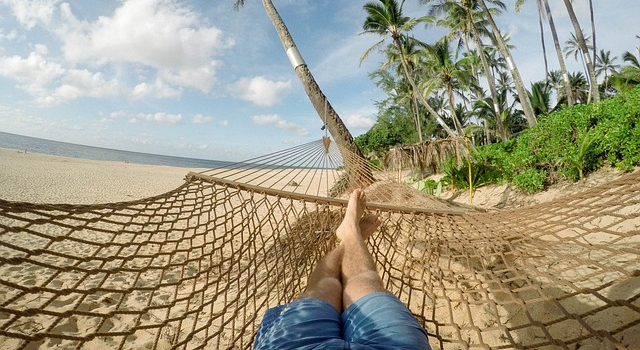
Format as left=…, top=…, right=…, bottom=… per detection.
left=477, top=0, right=537, bottom=127
left=259, top=0, right=373, bottom=188
left=392, top=36, right=458, bottom=138
left=535, top=0, right=549, bottom=78
left=470, top=24, right=507, bottom=141
left=589, top=0, right=596, bottom=75
left=562, top=0, right=599, bottom=103
left=543, top=0, right=574, bottom=106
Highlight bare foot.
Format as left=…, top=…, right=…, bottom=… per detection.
left=336, top=189, right=367, bottom=241
left=359, top=214, right=381, bottom=240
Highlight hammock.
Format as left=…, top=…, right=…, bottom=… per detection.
left=0, top=137, right=638, bottom=349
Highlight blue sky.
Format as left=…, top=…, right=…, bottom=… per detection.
left=0, top=0, right=638, bottom=161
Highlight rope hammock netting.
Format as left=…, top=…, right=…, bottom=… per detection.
left=0, top=137, right=639, bottom=349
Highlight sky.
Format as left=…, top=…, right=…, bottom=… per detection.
left=0, top=0, right=638, bottom=162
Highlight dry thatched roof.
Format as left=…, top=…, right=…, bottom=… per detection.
left=382, top=137, right=469, bottom=173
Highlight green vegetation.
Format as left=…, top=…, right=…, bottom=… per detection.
left=354, top=0, right=640, bottom=195
left=472, top=86, right=640, bottom=192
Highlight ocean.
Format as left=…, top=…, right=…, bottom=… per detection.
left=0, top=131, right=234, bottom=169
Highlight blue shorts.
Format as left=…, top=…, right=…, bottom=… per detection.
left=254, top=292, right=431, bottom=350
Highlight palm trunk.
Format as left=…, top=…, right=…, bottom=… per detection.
left=411, top=96, right=423, bottom=142
left=477, top=0, right=537, bottom=127
left=536, top=0, right=549, bottom=78
left=392, top=36, right=458, bottom=138
left=562, top=0, right=599, bottom=103
left=589, top=0, right=596, bottom=75
left=542, top=0, right=574, bottom=106
left=470, top=22, right=506, bottom=141
left=446, top=83, right=464, bottom=135
left=260, top=0, right=373, bottom=187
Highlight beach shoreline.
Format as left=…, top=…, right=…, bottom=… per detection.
left=0, top=148, right=206, bottom=205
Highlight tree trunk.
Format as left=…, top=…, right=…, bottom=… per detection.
left=536, top=0, right=549, bottom=78
left=470, top=21, right=507, bottom=141
left=260, top=0, right=373, bottom=187
left=543, top=0, right=574, bottom=106
left=446, top=83, right=464, bottom=135
left=562, top=0, right=599, bottom=102
left=589, top=0, right=596, bottom=76
left=411, top=96, right=423, bottom=142
left=477, top=0, right=537, bottom=127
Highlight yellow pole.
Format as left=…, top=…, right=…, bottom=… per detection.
left=465, top=137, right=473, bottom=204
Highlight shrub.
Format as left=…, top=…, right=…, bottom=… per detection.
left=513, top=169, right=546, bottom=194
left=472, top=86, right=640, bottom=193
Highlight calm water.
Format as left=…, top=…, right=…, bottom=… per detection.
left=0, top=131, right=234, bottom=169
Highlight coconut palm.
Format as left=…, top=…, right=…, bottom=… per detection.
left=595, top=50, right=619, bottom=93
left=233, top=0, right=371, bottom=187
left=476, top=0, right=537, bottom=127
left=541, top=0, right=574, bottom=106
left=561, top=0, right=599, bottom=103
left=588, top=0, right=596, bottom=71
left=380, top=39, right=429, bottom=141
left=473, top=86, right=526, bottom=140
left=610, top=48, right=640, bottom=92
left=422, top=37, right=475, bottom=135
left=515, top=0, right=549, bottom=77
left=424, top=0, right=507, bottom=141
left=564, top=31, right=592, bottom=79
left=528, top=80, right=552, bottom=116
left=565, top=71, right=589, bottom=104
left=361, top=0, right=458, bottom=138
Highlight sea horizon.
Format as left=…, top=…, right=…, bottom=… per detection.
left=0, top=131, right=235, bottom=169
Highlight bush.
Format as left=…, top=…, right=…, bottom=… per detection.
left=473, top=86, right=640, bottom=193
left=513, top=169, right=546, bottom=194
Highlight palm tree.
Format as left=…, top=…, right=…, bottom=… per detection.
left=564, top=31, right=592, bottom=80
left=422, top=37, right=475, bottom=135
left=528, top=80, right=552, bottom=116
left=541, top=0, right=574, bottom=106
left=515, top=0, right=548, bottom=77
left=473, top=86, right=526, bottom=140
left=566, top=71, right=589, bottom=104
left=233, top=0, right=371, bottom=187
left=380, top=38, right=430, bottom=141
left=425, top=0, right=507, bottom=141
left=595, top=50, right=619, bottom=93
left=561, top=0, right=599, bottom=103
left=476, top=0, right=537, bottom=127
left=588, top=0, right=596, bottom=71
left=362, top=0, right=458, bottom=138
left=610, top=47, right=640, bottom=92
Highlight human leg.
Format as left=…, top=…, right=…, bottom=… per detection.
left=300, top=214, right=382, bottom=312
left=337, top=190, right=430, bottom=349
left=299, top=245, right=343, bottom=311
left=337, top=189, right=386, bottom=309
left=254, top=205, right=381, bottom=350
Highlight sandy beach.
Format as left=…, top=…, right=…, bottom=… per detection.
left=0, top=148, right=204, bottom=204
left=0, top=147, right=638, bottom=349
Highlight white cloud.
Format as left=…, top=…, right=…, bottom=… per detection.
left=228, top=76, right=292, bottom=107
left=218, top=120, right=229, bottom=127
left=251, top=114, right=307, bottom=136
left=345, top=113, right=375, bottom=130
left=54, top=0, right=233, bottom=93
left=41, top=69, right=122, bottom=105
left=131, top=81, right=182, bottom=100
left=0, top=0, right=60, bottom=30
left=0, top=44, right=64, bottom=94
left=111, top=110, right=182, bottom=125
left=192, top=114, right=214, bottom=124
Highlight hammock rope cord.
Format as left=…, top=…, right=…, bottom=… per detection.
left=0, top=138, right=639, bottom=349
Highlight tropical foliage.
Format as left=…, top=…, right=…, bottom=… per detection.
left=474, top=86, right=640, bottom=192
left=355, top=0, right=639, bottom=195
